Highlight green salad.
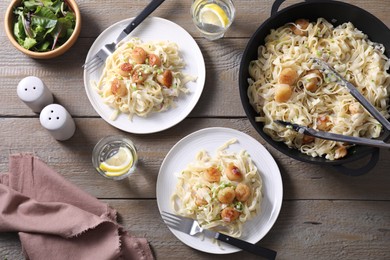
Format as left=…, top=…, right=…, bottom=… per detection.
left=13, top=0, right=76, bottom=52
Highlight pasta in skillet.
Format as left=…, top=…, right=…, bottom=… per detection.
left=171, top=139, right=262, bottom=238
left=95, top=38, right=196, bottom=120
left=248, top=18, right=390, bottom=160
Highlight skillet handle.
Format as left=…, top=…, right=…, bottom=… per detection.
left=332, top=148, right=380, bottom=176
left=271, top=0, right=287, bottom=15
left=271, top=0, right=321, bottom=16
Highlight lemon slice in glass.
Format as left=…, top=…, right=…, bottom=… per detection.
left=199, top=3, right=229, bottom=28
left=99, top=147, right=133, bottom=177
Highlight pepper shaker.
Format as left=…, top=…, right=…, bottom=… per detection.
left=39, top=104, right=76, bottom=141
left=17, top=76, right=54, bottom=113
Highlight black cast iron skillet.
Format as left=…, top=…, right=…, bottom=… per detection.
left=239, top=0, right=390, bottom=176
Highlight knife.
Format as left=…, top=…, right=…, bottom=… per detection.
left=162, top=211, right=277, bottom=259
left=203, top=229, right=277, bottom=259
left=115, top=0, right=165, bottom=43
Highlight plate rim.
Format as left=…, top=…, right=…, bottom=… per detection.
left=156, top=127, right=283, bottom=254
left=83, top=17, right=206, bottom=134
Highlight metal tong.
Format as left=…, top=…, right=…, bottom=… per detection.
left=276, top=58, right=390, bottom=149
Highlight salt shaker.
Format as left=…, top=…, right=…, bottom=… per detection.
left=17, top=76, right=54, bottom=113
left=39, top=104, right=76, bottom=141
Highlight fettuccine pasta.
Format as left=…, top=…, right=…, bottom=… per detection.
left=171, top=139, right=262, bottom=238
left=95, top=38, right=196, bottom=120
left=248, top=18, right=390, bottom=160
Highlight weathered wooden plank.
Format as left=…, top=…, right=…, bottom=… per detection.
left=1, top=1, right=389, bottom=119
left=0, top=37, right=246, bottom=118
left=1, top=200, right=389, bottom=259
left=1, top=118, right=389, bottom=201
left=1, top=0, right=389, bottom=38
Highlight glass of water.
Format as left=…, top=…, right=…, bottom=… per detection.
left=92, top=135, right=138, bottom=180
left=191, top=0, right=235, bottom=41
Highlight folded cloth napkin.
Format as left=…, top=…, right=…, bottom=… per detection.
left=0, top=154, right=154, bottom=260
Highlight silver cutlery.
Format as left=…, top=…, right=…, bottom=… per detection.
left=312, top=58, right=390, bottom=132
left=276, top=58, right=390, bottom=148
left=275, top=120, right=390, bottom=148
left=83, top=0, right=165, bottom=72
left=161, top=211, right=277, bottom=259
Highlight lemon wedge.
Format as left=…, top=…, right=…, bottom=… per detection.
left=99, top=147, right=133, bottom=177
left=199, top=3, right=229, bottom=28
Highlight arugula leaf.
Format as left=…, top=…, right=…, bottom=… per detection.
left=66, top=28, right=74, bottom=39
left=13, top=11, right=26, bottom=45
left=51, top=17, right=72, bottom=49
left=32, top=6, right=57, bottom=29
left=64, top=11, right=75, bottom=25
left=23, top=37, right=37, bottom=49
left=50, top=0, right=63, bottom=15
left=37, top=41, right=51, bottom=51
left=23, top=0, right=43, bottom=11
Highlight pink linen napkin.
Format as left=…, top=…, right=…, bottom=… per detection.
left=0, top=154, right=154, bottom=260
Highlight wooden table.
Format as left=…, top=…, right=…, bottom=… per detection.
left=1, top=0, right=389, bottom=259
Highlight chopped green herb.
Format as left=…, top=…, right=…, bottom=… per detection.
left=219, top=182, right=232, bottom=189
left=234, top=202, right=243, bottom=212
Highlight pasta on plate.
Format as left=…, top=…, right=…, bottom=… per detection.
left=248, top=18, right=390, bottom=160
left=95, top=38, right=196, bottom=120
left=171, top=139, right=262, bottom=238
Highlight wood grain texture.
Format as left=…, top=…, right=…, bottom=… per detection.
left=0, top=37, right=246, bottom=117
left=1, top=0, right=389, bottom=118
left=1, top=200, right=389, bottom=260
left=1, top=0, right=388, bottom=38
left=0, top=0, right=389, bottom=259
left=1, top=118, right=389, bottom=201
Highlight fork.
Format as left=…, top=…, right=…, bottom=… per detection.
left=83, top=0, right=165, bottom=72
left=161, top=211, right=277, bottom=259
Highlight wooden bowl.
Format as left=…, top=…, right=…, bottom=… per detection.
left=4, top=0, right=81, bottom=59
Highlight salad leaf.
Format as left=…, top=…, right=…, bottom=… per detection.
left=13, top=12, right=26, bottom=45
left=32, top=7, right=58, bottom=29
left=23, top=0, right=62, bottom=13
left=51, top=17, right=72, bottom=49
left=37, top=41, right=51, bottom=51
left=23, top=37, right=37, bottom=49
left=13, top=0, right=76, bottom=52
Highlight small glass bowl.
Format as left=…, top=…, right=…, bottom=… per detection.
left=92, top=135, right=138, bottom=180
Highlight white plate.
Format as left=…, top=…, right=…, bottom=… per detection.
left=83, top=17, right=206, bottom=134
left=156, top=127, right=283, bottom=254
